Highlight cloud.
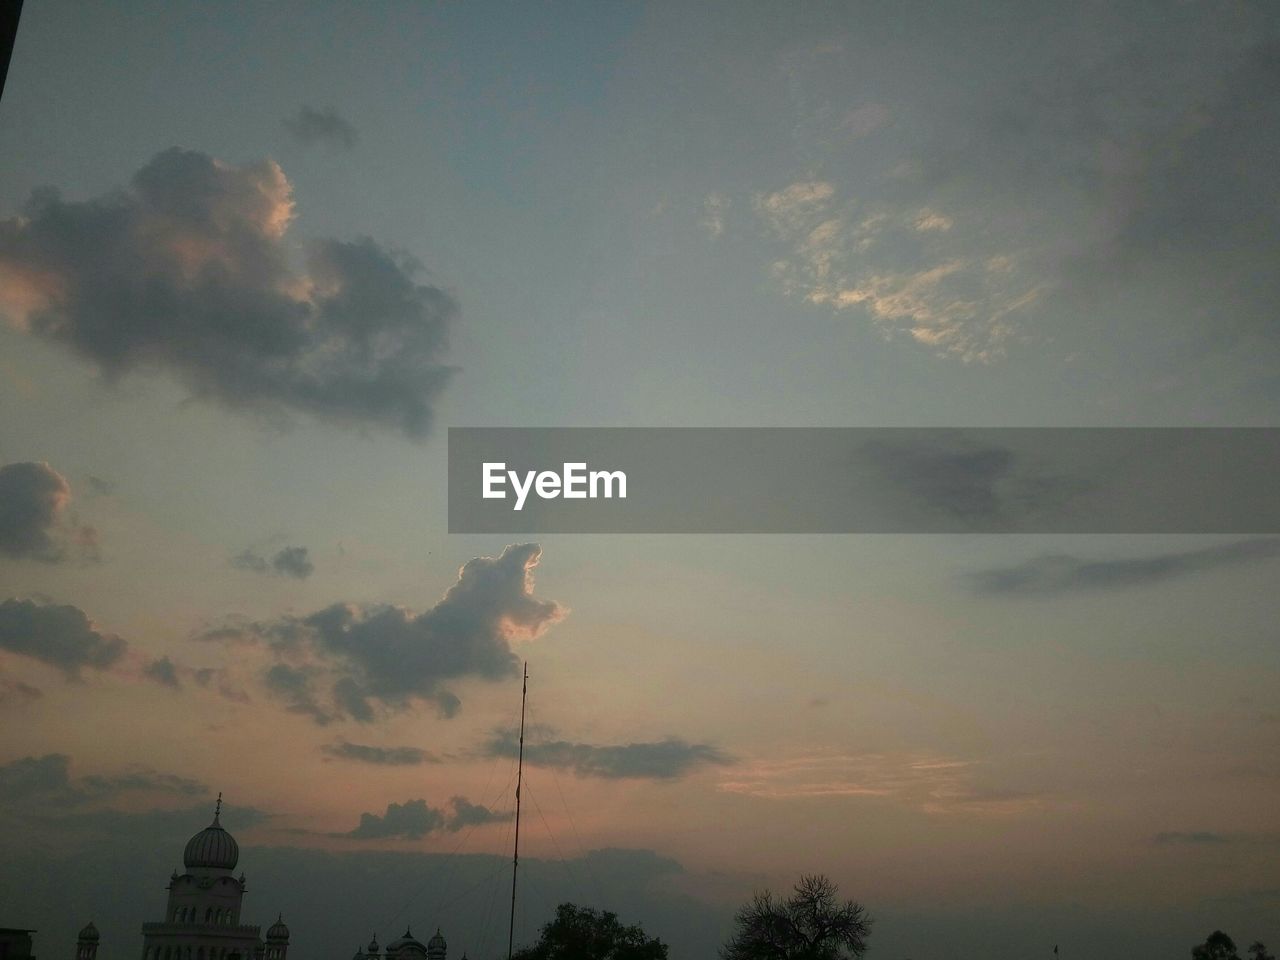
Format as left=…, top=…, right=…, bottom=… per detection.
left=271, top=546, right=315, bottom=579
left=0, top=461, right=96, bottom=562
left=968, top=538, right=1280, bottom=597
left=856, top=436, right=1077, bottom=528
left=84, top=475, right=114, bottom=496
left=283, top=105, right=358, bottom=149
left=752, top=179, right=1041, bottom=361
left=0, top=598, right=126, bottom=678
left=0, top=674, right=42, bottom=704
left=340, top=796, right=507, bottom=839
left=699, top=193, right=729, bottom=238
left=204, top=543, right=564, bottom=723
left=1153, top=831, right=1232, bottom=845
left=718, top=753, right=1040, bottom=816
left=484, top=731, right=732, bottom=780
left=0, top=754, right=206, bottom=808
left=1067, top=41, right=1280, bottom=347
left=0, top=148, right=456, bottom=438
left=443, top=795, right=508, bottom=831
left=321, top=740, right=440, bottom=765
left=233, top=545, right=315, bottom=579
left=143, top=656, right=181, bottom=688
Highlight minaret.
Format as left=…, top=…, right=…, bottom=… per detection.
left=76, top=921, right=100, bottom=960
left=428, top=928, right=447, bottom=960
left=265, top=914, right=290, bottom=960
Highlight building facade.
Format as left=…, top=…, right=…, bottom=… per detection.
left=139, top=798, right=288, bottom=960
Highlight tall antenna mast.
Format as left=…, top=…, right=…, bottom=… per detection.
left=507, top=661, right=528, bottom=960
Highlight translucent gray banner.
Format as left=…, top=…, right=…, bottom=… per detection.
left=448, top=428, right=1280, bottom=533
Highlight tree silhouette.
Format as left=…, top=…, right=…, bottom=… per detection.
left=720, top=874, right=872, bottom=960
left=511, top=903, right=668, bottom=960
left=1193, top=931, right=1242, bottom=960
left=1248, top=943, right=1275, bottom=960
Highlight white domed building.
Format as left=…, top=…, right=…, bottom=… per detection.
left=139, top=797, right=289, bottom=960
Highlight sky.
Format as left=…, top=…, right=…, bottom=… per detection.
left=1, top=1, right=1279, bottom=958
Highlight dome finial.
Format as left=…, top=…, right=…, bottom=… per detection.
left=215, top=791, right=223, bottom=820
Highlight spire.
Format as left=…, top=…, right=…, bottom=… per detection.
left=214, top=791, right=223, bottom=822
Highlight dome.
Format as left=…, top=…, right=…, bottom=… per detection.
left=368, top=935, right=381, bottom=954
left=78, top=921, right=100, bottom=942
left=184, top=806, right=239, bottom=870
left=427, top=928, right=446, bottom=959
left=267, top=914, right=290, bottom=941
left=387, top=927, right=426, bottom=952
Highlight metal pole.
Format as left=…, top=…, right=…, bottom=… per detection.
left=507, top=661, right=528, bottom=960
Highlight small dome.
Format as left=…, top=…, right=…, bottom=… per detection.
left=368, top=935, right=381, bottom=954
left=353, top=949, right=366, bottom=960
left=78, top=921, right=100, bottom=941
left=267, top=914, right=290, bottom=940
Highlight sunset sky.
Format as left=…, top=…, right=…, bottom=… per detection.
left=2, top=2, right=1279, bottom=958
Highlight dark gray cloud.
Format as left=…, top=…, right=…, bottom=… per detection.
left=84, top=475, right=115, bottom=496
left=143, top=656, right=181, bottom=688
left=968, top=538, right=1280, bottom=597
left=233, top=545, right=315, bottom=579
left=0, top=674, right=42, bottom=704
left=321, top=740, right=439, bottom=766
left=0, top=598, right=126, bottom=678
left=0, top=754, right=206, bottom=808
left=0, top=148, right=456, bottom=438
left=343, top=798, right=444, bottom=839
left=272, top=546, right=314, bottom=579
left=858, top=438, right=1077, bottom=528
left=283, top=105, right=359, bottom=149
left=204, top=543, right=564, bottom=723
left=340, top=796, right=506, bottom=839
left=443, top=795, right=507, bottom=832
left=0, top=461, right=94, bottom=561
left=1153, top=831, right=1232, bottom=845
left=484, top=731, right=733, bottom=780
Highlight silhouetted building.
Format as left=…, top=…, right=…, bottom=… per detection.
left=75, top=923, right=98, bottom=960
left=352, top=926, right=461, bottom=960
left=140, top=796, right=289, bottom=960
left=0, top=928, right=37, bottom=960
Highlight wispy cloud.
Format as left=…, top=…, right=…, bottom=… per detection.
left=321, top=740, right=440, bottom=766
left=1153, top=831, right=1232, bottom=845
left=232, top=545, right=315, bottom=579
left=719, top=753, right=1040, bottom=816
left=484, top=730, right=732, bottom=780
left=968, top=538, right=1280, bottom=597
left=751, top=180, right=1041, bottom=361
